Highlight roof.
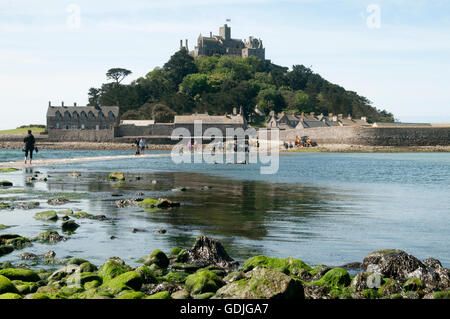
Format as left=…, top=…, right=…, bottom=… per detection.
left=174, top=114, right=245, bottom=125
left=372, top=122, right=432, bottom=127
left=47, top=106, right=119, bottom=118
left=299, top=118, right=329, bottom=128
left=121, top=120, right=155, bottom=126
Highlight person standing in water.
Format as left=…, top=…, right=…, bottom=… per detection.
left=139, top=137, right=146, bottom=155
left=23, top=130, right=36, bottom=164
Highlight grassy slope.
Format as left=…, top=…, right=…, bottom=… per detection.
left=0, top=127, right=45, bottom=135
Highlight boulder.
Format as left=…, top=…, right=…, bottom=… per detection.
left=102, top=271, right=142, bottom=292
left=6, top=237, right=32, bottom=249
left=185, top=269, right=225, bottom=295
left=34, top=210, right=58, bottom=221
left=108, top=172, right=125, bottom=181
left=146, top=291, right=171, bottom=299
left=241, top=255, right=312, bottom=277
left=0, top=268, right=40, bottom=282
left=144, top=249, right=170, bottom=268
left=0, top=181, right=13, bottom=187
left=0, top=202, right=11, bottom=209
left=214, top=267, right=304, bottom=299
left=138, top=198, right=180, bottom=209
left=47, top=198, right=70, bottom=205
left=0, top=292, right=22, bottom=299
left=362, top=250, right=450, bottom=289
left=99, top=257, right=132, bottom=281
left=34, top=231, right=66, bottom=244
left=61, top=220, right=80, bottom=232
left=176, top=236, right=238, bottom=270
left=0, top=275, right=19, bottom=294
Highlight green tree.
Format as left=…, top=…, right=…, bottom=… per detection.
left=163, top=48, right=198, bottom=86
left=180, top=73, right=209, bottom=96
left=106, top=68, right=132, bottom=84
left=88, top=88, right=101, bottom=106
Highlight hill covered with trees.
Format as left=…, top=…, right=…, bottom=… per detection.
left=88, top=48, right=394, bottom=124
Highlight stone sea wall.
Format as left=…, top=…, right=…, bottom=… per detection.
left=48, top=129, right=115, bottom=142
left=277, top=127, right=450, bottom=146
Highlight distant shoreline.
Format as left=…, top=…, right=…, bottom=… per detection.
left=1, top=140, right=449, bottom=153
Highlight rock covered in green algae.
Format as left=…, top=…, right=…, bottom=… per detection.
left=138, top=198, right=180, bottom=209
left=185, top=269, right=225, bottom=295
left=34, top=231, right=66, bottom=244
left=66, top=272, right=102, bottom=286
left=98, top=257, right=132, bottom=281
left=145, top=291, right=171, bottom=299
left=5, top=237, right=32, bottom=249
left=0, top=202, right=11, bottom=209
left=12, top=281, right=39, bottom=295
left=116, top=291, right=145, bottom=299
left=403, top=277, right=425, bottom=292
left=144, top=249, right=170, bottom=268
left=241, top=255, right=312, bottom=277
left=433, top=291, right=450, bottom=299
left=102, top=271, right=142, bottom=293
left=0, top=168, right=19, bottom=173
left=0, top=181, right=13, bottom=187
left=0, top=274, right=19, bottom=294
left=164, top=271, right=190, bottom=284
left=108, top=172, right=125, bottom=181
left=0, top=245, right=14, bottom=257
left=310, top=268, right=351, bottom=288
left=34, top=210, right=58, bottom=221
left=0, top=268, right=40, bottom=282
left=72, top=211, right=106, bottom=221
left=0, top=292, right=22, bottom=299
left=134, top=266, right=157, bottom=284
left=171, top=289, right=190, bottom=299
left=214, top=267, right=304, bottom=299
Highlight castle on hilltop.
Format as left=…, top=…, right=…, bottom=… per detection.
left=181, top=24, right=265, bottom=61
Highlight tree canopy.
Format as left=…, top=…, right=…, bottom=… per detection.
left=88, top=51, right=394, bottom=123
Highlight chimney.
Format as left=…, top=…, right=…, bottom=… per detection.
left=210, top=31, right=212, bottom=38
left=62, top=101, right=64, bottom=107
left=180, top=39, right=183, bottom=49
left=74, top=102, right=77, bottom=106
left=48, top=101, right=51, bottom=107
left=185, top=39, right=189, bottom=51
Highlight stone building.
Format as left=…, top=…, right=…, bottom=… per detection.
left=188, top=24, right=265, bottom=61
left=46, top=102, right=120, bottom=130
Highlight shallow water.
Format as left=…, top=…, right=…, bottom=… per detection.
left=0, top=150, right=449, bottom=268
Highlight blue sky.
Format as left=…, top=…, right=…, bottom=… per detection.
left=1, top=0, right=449, bottom=129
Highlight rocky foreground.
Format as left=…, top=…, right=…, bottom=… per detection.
left=0, top=236, right=449, bottom=300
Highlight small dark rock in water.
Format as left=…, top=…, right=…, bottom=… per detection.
left=61, top=216, right=70, bottom=221
left=135, top=176, right=142, bottom=181
left=136, top=192, right=144, bottom=197
left=15, top=201, right=40, bottom=210
left=110, top=236, right=117, bottom=240
left=42, top=250, right=56, bottom=259
left=0, top=181, right=13, bottom=187
left=111, top=194, right=123, bottom=197
left=156, top=198, right=180, bottom=209
left=176, top=236, right=238, bottom=270
left=26, top=177, right=37, bottom=182
left=39, top=177, right=48, bottom=182
left=35, top=231, right=66, bottom=244
left=115, top=199, right=139, bottom=208
left=156, top=229, right=167, bottom=234
left=131, top=228, right=146, bottom=233
left=62, top=220, right=80, bottom=232
left=19, top=252, right=39, bottom=260
left=48, top=198, right=70, bottom=205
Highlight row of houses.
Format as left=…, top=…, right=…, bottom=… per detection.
left=266, top=111, right=371, bottom=129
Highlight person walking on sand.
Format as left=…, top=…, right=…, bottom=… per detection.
left=23, top=130, right=36, bottom=165
left=134, top=138, right=140, bottom=155
left=139, top=137, right=146, bottom=155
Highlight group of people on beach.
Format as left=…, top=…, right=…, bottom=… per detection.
left=134, top=137, right=147, bottom=155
